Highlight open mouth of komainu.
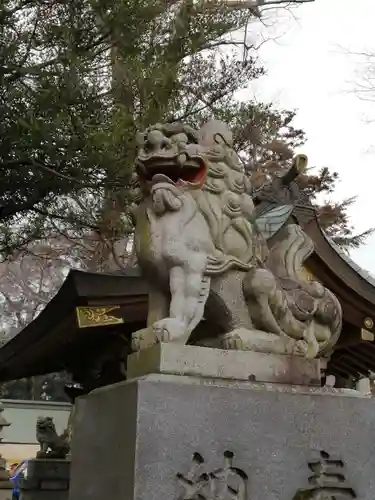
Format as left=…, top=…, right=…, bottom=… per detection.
left=136, top=153, right=206, bottom=187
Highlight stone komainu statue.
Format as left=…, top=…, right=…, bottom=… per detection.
left=131, top=120, right=342, bottom=359
left=36, top=416, right=70, bottom=459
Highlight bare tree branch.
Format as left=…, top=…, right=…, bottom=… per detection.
left=215, top=0, right=314, bottom=11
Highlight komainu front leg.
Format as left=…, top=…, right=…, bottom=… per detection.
left=131, top=287, right=169, bottom=351
left=152, top=266, right=210, bottom=345
left=132, top=265, right=210, bottom=351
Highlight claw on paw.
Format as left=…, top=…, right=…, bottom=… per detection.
left=219, top=328, right=298, bottom=355
left=132, top=327, right=158, bottom=351
left=152, top=318, right=189, bottom=344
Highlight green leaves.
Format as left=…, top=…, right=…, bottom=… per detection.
left=0, top=0, right=368, bottom=256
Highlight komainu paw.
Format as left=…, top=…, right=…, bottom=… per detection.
left=152, top=318, right=188, bottom=344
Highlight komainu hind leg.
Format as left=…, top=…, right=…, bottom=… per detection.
left=201, top=269, right=316, bottom=355
left=218, top=328, right=296, bottom=354
left=218, top=327, right=317, bottom=357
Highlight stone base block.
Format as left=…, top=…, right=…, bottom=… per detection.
left=21, top=491, right=68, bottom=500
left=26, top=460, right=70, bottom=481
left=20, top=460, right=70, bottom=500
left=127, top=343, right=321, bottom=385
left=0, top=481, right=12, bottom=500
left=69, top=374, right=375, bottom=500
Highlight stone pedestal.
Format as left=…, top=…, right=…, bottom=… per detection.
left=0, top=461, right=12, bottom=500
left=0, top=457, right=10, bottom=484
left=127, top=343, right=322, bottom=385
left=69, top=370, right=375, bottom=500
left=0, top=480, right=12, bottom=500
left=20, top=460, right=70, bottom=500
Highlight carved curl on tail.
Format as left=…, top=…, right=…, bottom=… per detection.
left=267, top=224, right=342, bottom=355
left=244, top=224, right=342, bottom=358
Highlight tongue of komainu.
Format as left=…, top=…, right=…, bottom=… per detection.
left=151, top=173, right=176, bottom=185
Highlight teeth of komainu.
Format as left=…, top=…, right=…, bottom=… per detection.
left=177, top=153, right=187, bottom=166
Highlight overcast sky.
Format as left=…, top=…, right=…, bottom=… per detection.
left=245, top=0, right=375, bottom=272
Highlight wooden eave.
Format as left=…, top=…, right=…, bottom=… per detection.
left=294, top=208, right=375, bottom=380
left=302, top=214, right=375, bottom=331
left=0, top=269, right=149, bottom=381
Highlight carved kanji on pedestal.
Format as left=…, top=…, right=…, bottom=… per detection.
left=293, top=450, right=356, bottom=499
left=177, top=451, right=248, bottom=500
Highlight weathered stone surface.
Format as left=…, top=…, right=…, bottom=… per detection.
left=26, top=460, right=70, bottom=481
left=20, top=459, right=70, bottom=500
left=21, top=478, right=69, bottom=492
left=0, top=482, right=12, bottom=489
left=0, top=472, right=9, bottom=482
left=0, top=481, right=12, bottom=500
left=0, top=487, right=12, bottom=500
left=132, top=120, right=342, bottom=358
left=127, top=343, right=321, bottom=385
left=69, top=374, right=375, bottom=500
left=40, top=480, right=69, bottom=491
left=21, top=492, right=68, bottom=500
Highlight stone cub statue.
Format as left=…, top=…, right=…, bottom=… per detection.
left=36, top=416, right=70, bottom=459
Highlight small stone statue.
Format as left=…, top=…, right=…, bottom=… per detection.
left=36, top=416, right=70, bottom=459
left=131, top=120, right=342, bottom=359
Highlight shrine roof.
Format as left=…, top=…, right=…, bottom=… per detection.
left=0, top=268, right=149, bottom=381
left=301, top=211, right=375, bottom=314
left=328, top=239, right=375, bottom=287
